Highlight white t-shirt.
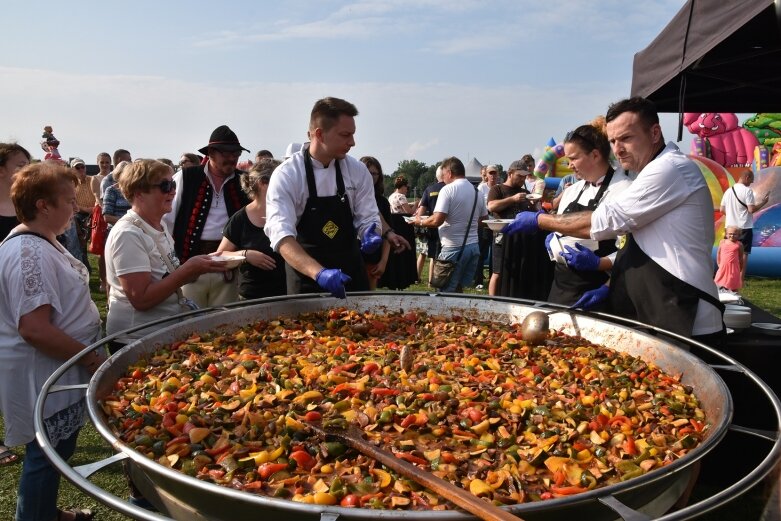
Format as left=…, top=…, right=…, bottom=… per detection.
left=590, top=142, right=722, bottom=336
left=264, top=151, right=381, bottom=251
left=434, top=178, right=488, bottom=249
left=720, top=183, right=755, bottom=229
left=0, top=233, right=100, bottom=446
left=105, top=210, right=182, bottom=340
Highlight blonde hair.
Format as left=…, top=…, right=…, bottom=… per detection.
left=119, top=159, right=172, bottom=202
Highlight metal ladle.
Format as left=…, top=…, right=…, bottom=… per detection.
left=520, top=309, right=568, bottom=344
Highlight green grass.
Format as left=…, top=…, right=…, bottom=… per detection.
left=0, top=255, right=777, bottom=520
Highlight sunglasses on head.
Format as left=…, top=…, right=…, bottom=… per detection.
left=564, top=129, right=595, bottom=149
left=153, top=179, right=177, bottom=194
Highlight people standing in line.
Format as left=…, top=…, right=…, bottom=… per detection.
left=388, top=175, right=415, bottom=214
left=503, top=97, right=723, bottom=343
left=715, top=226, right=745, bottom=293
left=719, top=170, right=770, bottom=282
left=102, top=161, right=132, bottom=226
left=474, top=164, right=499, bottom=289
left=105, top=159, right=229, bottom=351
left=218, top=158, right=287, bottom=299
left=544, top=122, right=632, bottom=308
left=264, top=97, right=408, bottom=299
left=1, top=162, right=105, bottom=521
left=100, top=149, right=132, bottom=202
left=0, top=143, right=31, bottom=240
left=91, top=152, right=112, bottom=291
left=414, top=167, right=445, bottom=286
left=359, top=156, right=392, bottom=290
left=486, top=160, right=531, bottom=295
left=71, top=158, right=95, bottom=271
left=413, top=156, right=488, bottom=293
left=164, top=125, right=251, bottom=308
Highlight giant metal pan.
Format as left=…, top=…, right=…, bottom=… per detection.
left=85, top=293, right=735, bottom=520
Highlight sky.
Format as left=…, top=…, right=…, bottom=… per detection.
left=1, top=0, right=696, bottom=172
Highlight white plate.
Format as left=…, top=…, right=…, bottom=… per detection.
left=526, top=194, right=542, bottom=202
left=403, top=216, right=417, bottom=224
left=752, top=322, right=781, bottom=336
left=210, top=254, right=245, bottom=269
left=548, top=234, right=600, bottom=264
left=484, top=219, right=514, bottom=232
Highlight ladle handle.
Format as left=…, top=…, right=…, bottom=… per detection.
left=329, top=427, right=521, bottom=521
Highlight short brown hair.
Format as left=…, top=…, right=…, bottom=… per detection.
left=119, top=159, right=172, bottom=202
left=309, top=97, right=358, bottom=134
left=0, top=142, right=31, bottom=167
left=393, top=175, right=408, bottom=189
left=441, top=156, right=465, bottom=178
left=11, top=162, right=78, bottom=223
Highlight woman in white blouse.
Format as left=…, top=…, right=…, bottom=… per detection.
left=388, top=175, right=414, bottom=214
left=104, top=159, right=228, bottom=352
left=0, top=162, right=105, bottom=521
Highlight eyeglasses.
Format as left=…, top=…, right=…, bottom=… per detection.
left=564, top=129, right=595, bottom=149
left=153, top=179, right=177, bottom=194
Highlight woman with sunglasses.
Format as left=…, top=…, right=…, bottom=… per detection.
left=546, top=118, right=632, bottom=307
left=104, top=160, right=228, bottom=352
left=217, top=158, right=287, bottom=299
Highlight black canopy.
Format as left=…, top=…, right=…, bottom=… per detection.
left=631, top=0, right=781, bottom=113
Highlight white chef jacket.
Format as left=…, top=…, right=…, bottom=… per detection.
left=590, top=142, right=722, bottom=336
left=264, top=151, right=381, bottom=251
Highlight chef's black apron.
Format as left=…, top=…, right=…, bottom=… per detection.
left=285, top=148, right=369, bottom=294
left=548, top=168, right=615, bottom=306
left=608, top=234, right=724, bottom=339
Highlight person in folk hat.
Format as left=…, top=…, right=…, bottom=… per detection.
left=163, top=125, right=251, bottom=307
left=264, top=97, right=410, bottom=298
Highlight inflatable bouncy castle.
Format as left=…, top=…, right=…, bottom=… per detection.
left=684, top=113, right=759, bottom=167
left=533, top=137, right=573, bottom=182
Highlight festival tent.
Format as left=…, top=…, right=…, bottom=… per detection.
left=465, top=157, right=483, bottom=184
left=631, top=0, right=781, bottom=115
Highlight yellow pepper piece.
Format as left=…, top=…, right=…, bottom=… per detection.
left=469, top=478, right=492, bottom=497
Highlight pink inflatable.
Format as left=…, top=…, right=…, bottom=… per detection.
left=684, top=112, right=759, bottom=167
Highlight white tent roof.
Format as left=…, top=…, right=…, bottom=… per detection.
left=465, top=157, right=483, bottom=182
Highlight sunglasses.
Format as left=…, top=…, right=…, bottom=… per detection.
left=153, top=179, right=177, bottom=194
left=74, top=164, right=86, bottom=170
left=564, top=129, right=595, bottom=149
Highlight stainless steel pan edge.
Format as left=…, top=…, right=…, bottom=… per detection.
left=83, top=293, right=736, bottom=520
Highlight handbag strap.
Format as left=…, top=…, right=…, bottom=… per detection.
left=454, top=185, right=479, bottom=262
left=731, top=186, right=748, bottom=208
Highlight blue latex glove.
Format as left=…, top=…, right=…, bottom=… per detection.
left=544, top=232, right=556, bottom=257
left=315, top=268, right=352, bottom=299
left=501, top=210, right=544, bottom=236
left=562, top=243, right=601, bottom=271
left=572, top=285, right=610, bottom=310
left=360, top=223, right=382, bottom=255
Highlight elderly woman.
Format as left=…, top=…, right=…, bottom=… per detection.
left=218, top=158, right=286, bottom=299
left=0, top=162, right=105, bottom=521
left=105, top=159, right=229, bottom=351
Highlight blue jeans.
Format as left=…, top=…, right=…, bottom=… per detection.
left=438, top=243, right=480, bottom=292
left=16, top=428, right=80, bottom=521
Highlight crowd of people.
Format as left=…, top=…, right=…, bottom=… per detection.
left=0, top=95, right=746, bottom=519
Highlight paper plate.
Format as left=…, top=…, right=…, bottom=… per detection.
left=526, top=194, right=542, bottom=202
left=752, top=322, right=781, bottom=336
left=210, top=255, right=245, bottom=269
left=484, top=219, right=513, bottom=232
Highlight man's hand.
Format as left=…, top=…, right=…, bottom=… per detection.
left=562, top=243, right=601, bottom=271
left=501, top=210, right=543, bottom=236
left=572, top=285, right=609, bottom=310
left=315, top=268, right=351, bottom=299
left=360, top=223, right=382, bottom=254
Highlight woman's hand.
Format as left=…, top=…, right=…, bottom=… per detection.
left=180, top=254, right=230, bottom=282
left=246, top=249, right=277, bottom=271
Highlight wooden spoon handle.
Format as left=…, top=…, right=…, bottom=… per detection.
left=334, top=428, right=521, bottom=521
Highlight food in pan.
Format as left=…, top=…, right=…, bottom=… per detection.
left=102, top=308, right=708, bottom=510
